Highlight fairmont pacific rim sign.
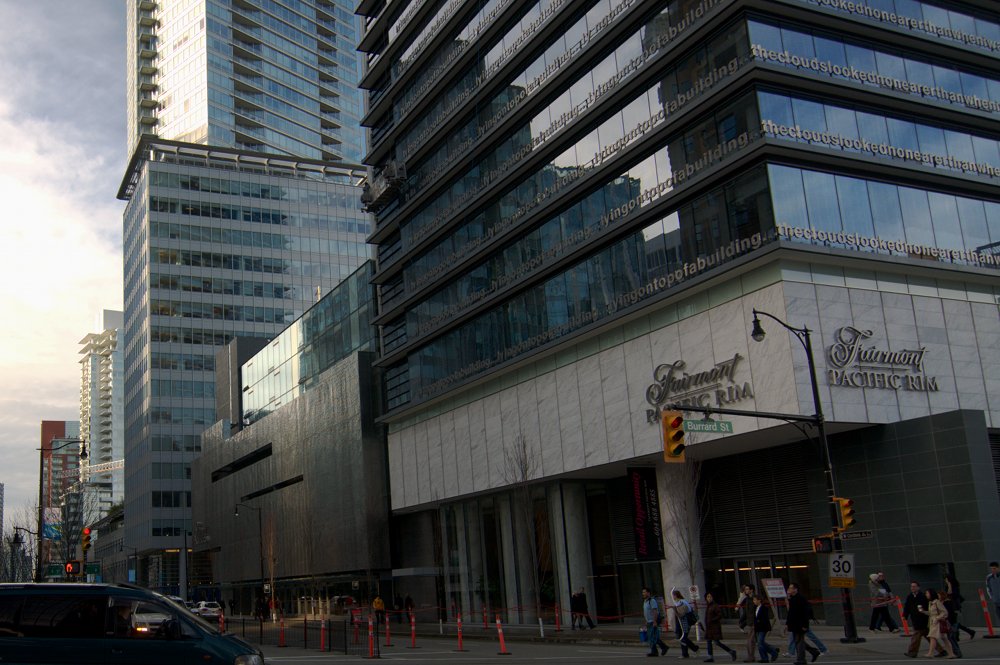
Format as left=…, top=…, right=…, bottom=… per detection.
left=645, top=353, right=754, bottom=423
left=826, top=326, right=939, bottom=392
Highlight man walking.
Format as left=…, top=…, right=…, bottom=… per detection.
left=903, top=581, right=943, bottom=658
left=987, top=562, right=1000, bottom=625
left=578, top=586, right=596, bottom=629
left=738, top=584, right=756, bottom=662
left=786, top=583, right=819, bottom=664
left=643, top=587, right=669, bottom=657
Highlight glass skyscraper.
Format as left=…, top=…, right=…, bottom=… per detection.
left=120, top=0, right=368, bottom=592
left=359, top=0, right=1000, bottom=625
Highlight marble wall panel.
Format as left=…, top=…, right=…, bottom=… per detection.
left=577, top=353, right=610, bottom=468
left=468, top=400, right=489, bottom=492
left=535, top=372, right=564, bottom=476
left=622, top=335, right=654, bottom=457
left=453, top=407, right=474, bottom=496
left=425, top=417, right=445, bottom=502
left=556, top=363, right=585, bottom=471
left=515, top=381, right=544, bottom=477
left=599, top=345, right=633, bottom=462
left=440, top=411, right=459, bottom=499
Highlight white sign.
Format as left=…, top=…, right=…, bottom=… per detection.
left=688, top=585, right=700, bottom=600
left=829, top=553, right=854, bottom=579
left=761, top=578, right=786, bottom=599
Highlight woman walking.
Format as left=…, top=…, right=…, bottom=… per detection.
left=703, top=592, right=737, bottom=662
left=921, top=589, right=957, bottom=659
left=672, top=589, right=700, bottom=658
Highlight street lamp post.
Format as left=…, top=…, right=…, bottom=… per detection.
left=235, top=503, right=264, bottom=620
left=749, top=309, right=861, bottom=643
left=36, top=439, right=88, bottom=582
left=11, top=527, right=38, bottom=583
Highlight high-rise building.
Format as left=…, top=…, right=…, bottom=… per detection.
left=120, top=0, right=368, bottom=593
left=359, top=0, right=1000, bottom=624
left=78, top=310, right=125, bottom=521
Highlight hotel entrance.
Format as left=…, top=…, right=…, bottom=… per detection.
left=704, top=554, right=824, bottom=620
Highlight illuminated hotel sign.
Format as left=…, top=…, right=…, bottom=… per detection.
left=645, top=353, right=753, bottom=423
left=826, top=326, right=938, bottom=392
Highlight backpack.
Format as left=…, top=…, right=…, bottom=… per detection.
left=683, top=600, right=699, bottom=624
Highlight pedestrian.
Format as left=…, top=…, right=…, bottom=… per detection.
left=752, top=595, right=778, bottom=663
left=642, top=586, right=669, bottom=657
left=703, top=591, right=737, bottom=662
left=920, top=589, right=956, bottom=659
left=394, top=594, right=403, bottom=624
left=785, top=583, right=820, bottom=664
left=737, top=584, right=757, bottom=663
left=985, top=562, right=1000, bottom=627
left=404, top=594, right=414, bottom=621
left=868, top=572, right=898, bottom=632
left=942, top=574, right=974, bottom=641
left=672, top=588, right=700, bottom=657
left=942, top=591, right=962, bottom=658
left=372, top=593, right=385, bottom=626
left=571, top=589, right=582, bottom=629
left=228, top=598, right=236, bottom=616
left=903, top=582, right=943, bottom=658
left=578, top=586, right=596, bottom=629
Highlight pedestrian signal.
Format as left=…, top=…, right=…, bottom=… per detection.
left=835, top=497, right=856, bottom=530
left=65, top=560, right=82, bottom=576
left=812, top=536, right=834, bottom=553
left=81, top=527, right=92, bottom=552
left=662, top=410, right=686, bottom=461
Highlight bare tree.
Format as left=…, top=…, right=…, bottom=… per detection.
left=502, top=432, right=553, bottom=622
left=3, top=503, right=42, bottom=582
left=661, top=433, right=711, bottom=588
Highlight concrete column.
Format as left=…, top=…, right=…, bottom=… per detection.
left=497, top=494, right=523, bottom=623
left=464, top=500, right=485, bottom=617
left=657, top=462, right=705, bottom=594
left=550, top=482, right=594, bottom=623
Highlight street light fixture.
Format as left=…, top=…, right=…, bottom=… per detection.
left=9, top=527, right=37, bottom=582
left=36, top=439, right=88, bottom=583
left=235, top=503, right=265, bottom=621
left=749, top=308, right=860, bottom=642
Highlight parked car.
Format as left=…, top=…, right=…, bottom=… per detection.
left=0, top=582, right=264, bottom=664
left=195, top=601, right=223, bottom=619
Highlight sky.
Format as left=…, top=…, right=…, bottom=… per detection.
left=0, top=1, right=125, bottom=522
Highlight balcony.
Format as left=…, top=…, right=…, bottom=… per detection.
left=139, top=74, right=159, bottom=91
left=138, top=10, right=158, bottom=27
left=139, top=93, right=158, bottom=108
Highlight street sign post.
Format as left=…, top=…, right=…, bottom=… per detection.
left=828, top=553, right=856, bottom=588
left=683, top=420, right=734, bottom=434
left=45, top=564, right=63, bottom=578
left=839, top=530, right=873, bottom=540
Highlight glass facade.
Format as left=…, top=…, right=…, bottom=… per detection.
left=240, top=261, right=375, bottom=422
left=127, top=0, right=365, bottom=162
left=121, top=144, right=369, bottom=583
left=361, top=0, right=1000, bottom=414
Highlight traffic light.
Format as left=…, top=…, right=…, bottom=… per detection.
left=65, top=560, right=82, bottom=576
left=812, top=535, right=834, bottom=553
left=835, top=497, right=856, bottom=531
left=662, top=410, right=686, bottom=461
left=81, top=527, right=92, bottom=552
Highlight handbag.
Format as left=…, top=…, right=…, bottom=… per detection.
left=640, top=627, right=649, bottom=642
left=939, top=619, right=951, bottom=634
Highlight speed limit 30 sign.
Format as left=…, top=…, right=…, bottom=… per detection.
left=828, top=553, right=856, bottom=589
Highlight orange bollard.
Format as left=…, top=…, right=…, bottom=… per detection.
left=320, top=618, right=327, bottom=651
left=482, top=605, right=488, bottom=629
left=555, top=603, right=561, bottom=632
left=278, top=618, right=287, bottom=647
left=496, top=614, right=511, bottom=655
left=455, top=614, right=468, bottom=652
left=979, top=589, right=997, bottom=638
left=219, top=612, right=226, bottom=632
left=406, top=612, right=419, bottom=649
left=385, top=612, right=392, bottom=646
left=368, top=614, right=375, bottom=658
left=896, top=598, right=911, bottom=636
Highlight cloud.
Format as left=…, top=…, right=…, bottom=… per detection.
left=0, top=1, right=125, bottom=516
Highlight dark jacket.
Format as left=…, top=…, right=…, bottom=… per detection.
left=705, top=601, right=724, bottom=640
left=903, top=591, right=929, bottom=631
left=738, top=594, right=752, bottom=629
left=752, top=604, right=772, bottom=634
left=786, top=593, right=813, bottom=633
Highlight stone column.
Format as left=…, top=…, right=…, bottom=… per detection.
left=657, top=462, right=705, bottom=594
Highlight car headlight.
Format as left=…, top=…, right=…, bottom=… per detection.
left=234, top=655, right=263, bottom=665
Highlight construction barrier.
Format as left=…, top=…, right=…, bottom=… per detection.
left=979, top=588, right=997, bottom=638
left=496, top=614, right=511, bottom=656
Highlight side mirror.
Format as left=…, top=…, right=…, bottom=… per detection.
left=163, top=619, right=182, bottom=640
